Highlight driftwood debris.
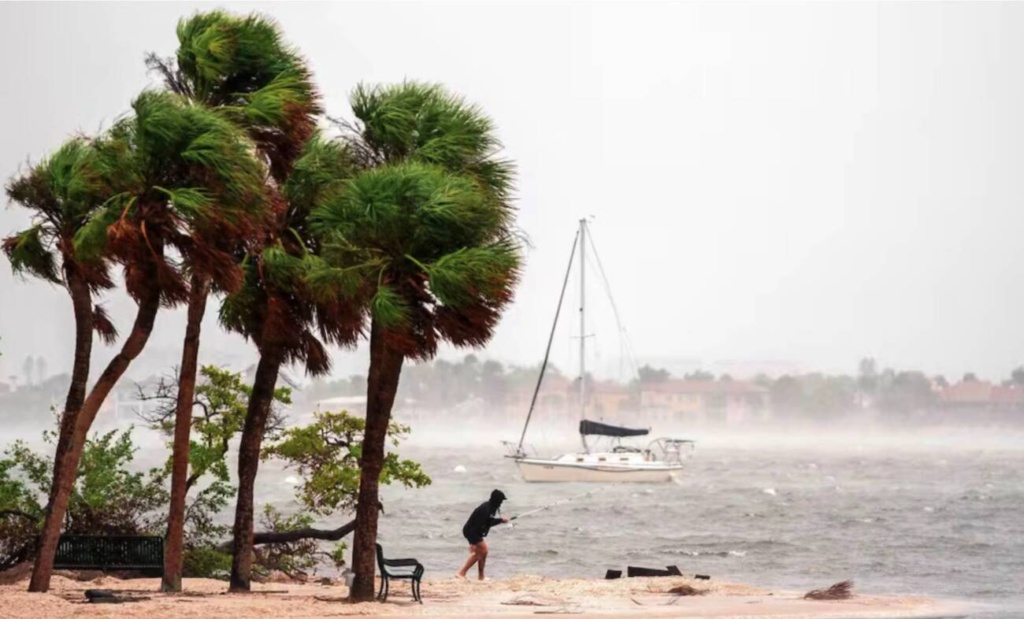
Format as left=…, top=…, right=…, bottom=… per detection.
left=626, top=565, right=682, bottom=577
left=803, top=579, right=854, bottom=600
left=667, top=584, right=708, bottom=596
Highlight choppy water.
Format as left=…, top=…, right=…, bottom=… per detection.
left=359, top=435, right=1024, bottom=618
left=28, top=416, right=1024, bottom=618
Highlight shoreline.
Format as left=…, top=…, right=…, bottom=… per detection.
left=0, top=572, right=969, bottom=619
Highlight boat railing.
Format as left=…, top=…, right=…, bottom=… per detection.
left=648, top=437, right=696, bottom=463
left=501, top=440, right=530, bottom=459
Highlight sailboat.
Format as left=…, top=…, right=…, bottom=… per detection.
left=505, top=218, right=694, bottom=483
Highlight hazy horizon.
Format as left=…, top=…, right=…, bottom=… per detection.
left=4, top=2, right=1024, bottom=385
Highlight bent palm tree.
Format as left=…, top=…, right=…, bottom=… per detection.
left=28, top=90, right=265, bottom=592
left=219, top=133, right=362, bottom=591
left=148, top=10, right=319, bottom=592
left=4, top=139, right=117, bottom=564
left=309, top=82, right=520, bottom=601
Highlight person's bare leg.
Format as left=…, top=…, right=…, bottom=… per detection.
left=457, top=544, right=481, bottom=578
left=477, top=541, right=489, bottom=580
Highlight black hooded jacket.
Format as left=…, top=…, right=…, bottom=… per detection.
left=462, top=489, right=506, bottom=543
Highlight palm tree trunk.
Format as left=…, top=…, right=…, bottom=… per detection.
left=32, top=269, right=93, bottom=572
left=349, top=320, right=404, bottom=602
left=162, top=273, right=210, bottom=592
left=228, top=349, right=284, bottom=592
left=29, top=287, right=161, bottom=593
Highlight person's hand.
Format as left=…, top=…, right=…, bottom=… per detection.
left=501, top=517, right=510, bottom=523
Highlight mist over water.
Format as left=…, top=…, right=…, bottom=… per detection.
left=387, top=419, right=1024, bottom=619
left=7, top=409, right=1020, bottom=617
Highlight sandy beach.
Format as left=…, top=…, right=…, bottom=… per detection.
left=0, top=573, right=961, bottom=619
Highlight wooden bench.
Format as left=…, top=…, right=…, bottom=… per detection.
left=375, top=543, right=423, bottom=603
left=53, top=535, right=164, bottom=577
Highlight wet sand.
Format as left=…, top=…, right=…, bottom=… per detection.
left=0, top=573, right=963, bottom=619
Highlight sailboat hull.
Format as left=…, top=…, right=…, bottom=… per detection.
left=513, top=457, right=683, bottom=483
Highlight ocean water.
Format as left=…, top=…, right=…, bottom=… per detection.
left=25, top=414, right=1023, bottom=618
left=353, top=430, right=1024, bottom=619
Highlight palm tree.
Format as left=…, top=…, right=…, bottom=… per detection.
left=27, top=90, right=266, bottom=592
left=218, top=132, right=361, bottom=591
left=4, top=138, right=118, bottom=572
left=309, top=82, right=520, bottom=601
left=147, top=10, right=320, bottom=592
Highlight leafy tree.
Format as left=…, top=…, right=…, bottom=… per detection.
left=264, top=410, right=429, bottom=516
left=877, top=371, right=935, bottom=414
left=637, top=364, right=670, bottom=383
left=259, top=410, right=430, bottom=577
left=309, top=82, right=519, bottom=600
left=139, top=365, right=291, bottom=568
left=857, top=357, right=878, bottom=395
left=963, top=372, right=979, bottom=383
left=683, top=369, right=714, bottom=381
left=0, top=421, right=170, bottom=570
left=28, top=89, right=266, bottom=592
left=146, top=11, right=319, bottom=591
left=1010, top=367, right=1024, bottom=386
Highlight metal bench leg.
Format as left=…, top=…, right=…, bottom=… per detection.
left=377, top=575, right=385, bottom=600
left=414, top=577, right=422, bottom=603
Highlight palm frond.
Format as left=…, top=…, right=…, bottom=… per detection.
left=92, top=304, right=119, bottom=345
left=370, top=285, right=410, bottom=328
left=2, top=226, right=60, bottom=284
left=426, top=242, right=521, bottom=308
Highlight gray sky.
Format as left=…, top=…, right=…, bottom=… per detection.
left=2, top=1, right=1024, bottom=383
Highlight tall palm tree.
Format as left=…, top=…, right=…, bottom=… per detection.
left=147, top=10, right=320, bottom=592
left=28, top=90, right=266, bottom=592
left=309, top=82, right=520, bottom=601
left=218, top=132, right=362, bottom=591
left=4, top=139, right=118, bottom=567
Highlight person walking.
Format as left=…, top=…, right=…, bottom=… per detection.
left=456, top=489, right=509, bottom=580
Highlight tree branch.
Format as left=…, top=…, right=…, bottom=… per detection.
left=215, top=503, right=383, bottom=552
left=218, top=518, right=355, bottom=552
left=0, top=509, right=41, bottom=522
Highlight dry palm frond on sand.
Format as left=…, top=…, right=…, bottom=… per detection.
left=804, top=580, right=854, bottom=600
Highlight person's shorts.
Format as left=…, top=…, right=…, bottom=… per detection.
left=464, top=531, right=484, bottom=545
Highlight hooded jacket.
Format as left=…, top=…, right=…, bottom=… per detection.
left=462, top=489, right=507, bottom=543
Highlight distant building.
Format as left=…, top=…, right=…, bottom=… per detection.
left=589, top=380, right=633, bottom=416
left=639, top=379, right=769, bottom=423
left=938, top=380, right=1024, bottom=411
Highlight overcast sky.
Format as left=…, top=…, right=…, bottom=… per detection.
left=2, top=1, right=1024, bottom=384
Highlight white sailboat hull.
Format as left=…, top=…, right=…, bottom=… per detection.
left=513, top=456, right=683, bottom=483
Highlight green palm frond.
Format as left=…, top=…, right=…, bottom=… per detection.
left=166, top=10, right=320, bottom=180
left=426, top=242, right=521, bottom=308
left=73, top=197, right=129, bottom=261
left=2, top=225, right=60, bottom=284
left=261, top=244, right=306, bottom=290
left=154, top=186, right=212, bottom=222
left=284, top=133, right=356, bottom=221
left=313, top=82, right=521, bottom=358
left=370, top=285, right=409, bottom=328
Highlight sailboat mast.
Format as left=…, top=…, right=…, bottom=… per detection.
left=578, top=218, right=587, bottom=450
